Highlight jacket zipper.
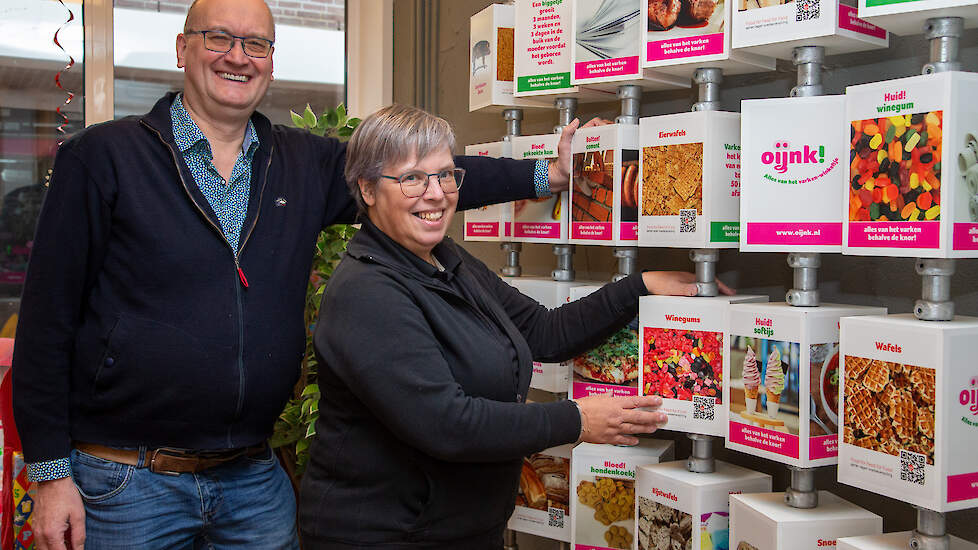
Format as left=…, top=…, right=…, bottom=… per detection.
left=142, top=119, right=273, bottom=444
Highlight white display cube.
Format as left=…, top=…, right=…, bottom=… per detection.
left=732, top=0, right=887, bottom=58
left=463, top=141, right=512, bottom=242
left=506, top=277, right=597, bottom=393
left=843, top=72, right=978, bottom=258
left=570, top=0, right=689, bottom=91
left=642, top=0, right=776, bottom=77
left=635, top=461, right=772, bottom=550
left=740, top=95, right=850, bottom=253
left=638, top=294, right=768, bottom=437
left=571, top=124, right=640, bottom=246
left=572, top=440, right=676, bottom=550
left=470, top=4, right=550, bottom=112
left=730, top=492, right=883, bottom=550
left=839, top=532, right=978, bottom=550
left=514, top=0, right=616, bottom=101
left=726, top=303, right=887, bottom=467
left=838, top=314, right=978, bottom=512
left=638, top=111, right=743, bottom=248
left=509, top=443, right=575, bottom=542
left=511, top=134, right=569, bottom=243
left=856, top=0, right=978, bottom=37
left=569, top=284, right=640, bottom=400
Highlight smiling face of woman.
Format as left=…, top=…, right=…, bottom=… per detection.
left=359, top=146, right=458, bottom=264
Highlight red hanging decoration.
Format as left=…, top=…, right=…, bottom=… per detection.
left=52, top=0, right=77, bottom=144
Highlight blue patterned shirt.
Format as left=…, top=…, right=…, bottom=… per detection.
left=26, top=94, right=259, bottom=483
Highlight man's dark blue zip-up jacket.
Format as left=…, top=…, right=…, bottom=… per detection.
left=11, top=93, right=538, bottom=463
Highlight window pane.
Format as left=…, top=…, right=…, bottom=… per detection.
left=0, top=1, right=85, bottom=299
left=113, top=0, right=346, bottom=125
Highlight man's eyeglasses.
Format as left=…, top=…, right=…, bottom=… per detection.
left=379, top=168, right=466, bottom=198
left=185, top=30, right=274, bottom=58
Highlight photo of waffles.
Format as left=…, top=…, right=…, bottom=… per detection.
left=577, top=476, right=635, bottom=549
left=842, top=355, right=936, bottom=465
left=642, top=143, right=704, bottom=217
left=514, top=452, right=570, bottom=515
left=642, top=327, right=723, bottom=403
left=572, top=319, right=640, bottom=390
left=637, top=496, right=693, bottom=550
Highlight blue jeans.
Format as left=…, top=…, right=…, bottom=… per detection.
left=70, top=446, right=299, bottom=549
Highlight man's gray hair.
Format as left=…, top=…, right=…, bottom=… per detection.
left=345, top=104, right=457, bottom=213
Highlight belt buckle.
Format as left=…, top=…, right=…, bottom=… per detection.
left=149, top=447, right=191, bottom=476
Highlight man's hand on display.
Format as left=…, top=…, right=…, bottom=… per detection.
left=549, top=117, right=614, bottom=194
left=641, top=270, right=735, bottom=297
left=35, top=476, right=85, bottom=550
left=575, top=394, right=667, bottom=445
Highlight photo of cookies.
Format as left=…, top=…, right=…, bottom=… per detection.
left=842, top=356, right=936, bottom=464
left=637, top=496, right=693, bottom=550
left=576, top=476, right=635, bottom=549
left=642, top=143, right=704, bottom=217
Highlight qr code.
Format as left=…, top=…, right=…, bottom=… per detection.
left=900, top=450, right=926, bottom=485
left=679, top=209, right=697, bottom=233
left=548, top=507, right=565, bottom=528
left=796, top=0, right=820, bottom=21
left=693, top=396, right=716, bottom=421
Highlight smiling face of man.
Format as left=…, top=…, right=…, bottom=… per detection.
left=176, top=0, right=275, bottom=124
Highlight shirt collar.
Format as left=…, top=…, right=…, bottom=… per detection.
left=170, top=93, right=259, bottom=158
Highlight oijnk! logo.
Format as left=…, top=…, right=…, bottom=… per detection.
left=760, top=141, right=826, bottom=174
left=961, top=376, right=978, bottom=415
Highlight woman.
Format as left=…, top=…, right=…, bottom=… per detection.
left=299, top=105, right=724, bottom=549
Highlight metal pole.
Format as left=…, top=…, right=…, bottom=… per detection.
left=503, top=527, right=519, bottom=550
left=552, top=244, right=576, bottom=282
left=692, top=68, right=722, bottom=112
left=690, top=249, right=719, bottom=297
left=501, top=108, right=523, bottom=277
left=789, top=46, right=825, bottom=98
left=784, top=466, right=818, bottom=508
left=687, top=434, right=716, bottom=473
left=614, top=85, right=641, bottom=278
left=922, top=17, right=963, bottom=74
left=909, top=507, right=950, bottom=550
left=786, top=253, right=820, bottom=307
left=554, top=97, right=578, bottom=134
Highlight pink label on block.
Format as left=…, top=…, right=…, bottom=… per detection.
left=745, top=222, right=842, bottom=246
left=572, top=382, right=638, bottom=400
left=514, top=222, right=561, bottom=239
left=504, top=222, right=512, bottom=238
left=729, top=421, right=800, bottom=459
left=620, top=222, right=638, bottom=241
left=577, top=546, right=616, bottom=550
left=574, top=56, right=639, bottom=80
left=572, top=222, right=612, bottom=240
left=952, top=223, right=978, bottom=250
left=947, top=472, right=978, bottom=503
left=809, top=434, right=838, bottom=460
left=646, top=33, right=724, bottom=62
left=465, top=222, right=499, bottom=238
left=847, top=221, right=940, bottom=248
left=838, top=4, right=887, bottom=39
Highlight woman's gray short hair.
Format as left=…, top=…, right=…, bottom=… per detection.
left=345, top=104, right=457, bottom=213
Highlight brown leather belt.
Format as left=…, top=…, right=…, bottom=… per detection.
left=74, top=442, right=269, bottom=476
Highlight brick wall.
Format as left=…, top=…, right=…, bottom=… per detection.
left=113, top=0, right=345, bottom=30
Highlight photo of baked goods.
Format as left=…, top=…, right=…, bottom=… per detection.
left=810, top=343, right=840, bottom=436
left=849, top=112, right=943, bottom=223
left=642, top=143, right=704, bottom=217
left=736, top=542, right=758, bottom=550
left=730, top=337, right=800, bottom=435
left=577, top=476, right=635, bottom=549
left=637, top=496, right=692, bottom=550
left=642, top=327, right=723, bottom=403
left=647, top=0, right=724, bottom=33
left=515, top=452, right=571, bottom=514
left=572, top=320, right=639, bottom=390
left=842, top=356, right=936, bottom=465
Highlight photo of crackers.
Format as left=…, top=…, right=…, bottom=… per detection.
left=637, top=496, right=692, bottom=550
left=843, top=355, right=936, bottom=465
left=642, top=143, right=704, bottom=217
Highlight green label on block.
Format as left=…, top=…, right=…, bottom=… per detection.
left=865, top=0, right=922, bottom=6
left=517, top=72, right=571, bottom=92
left=710, top=222, right=740, bottom=242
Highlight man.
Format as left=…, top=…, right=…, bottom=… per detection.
left=12, top=0, right=599, bottom=548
